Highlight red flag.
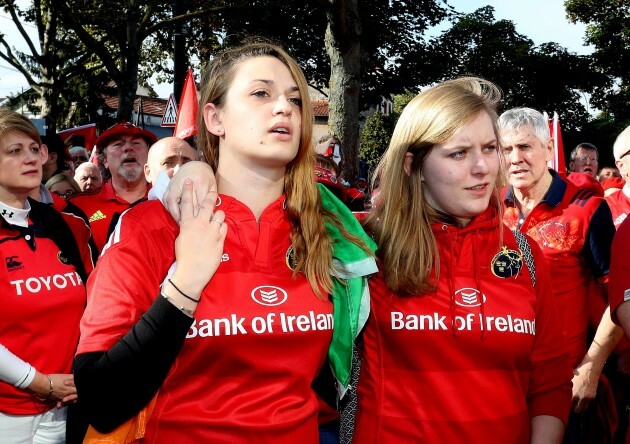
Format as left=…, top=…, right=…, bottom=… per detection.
left=88, top=146, right=99, bottom=166
left=545, top=112, right=567, bottom=177
left=57, top=123, right=97, bottom=152
left=173, top=68, right=199, bottom=139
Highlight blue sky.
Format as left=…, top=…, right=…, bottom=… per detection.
left=0, top=1, right=592, bottom=98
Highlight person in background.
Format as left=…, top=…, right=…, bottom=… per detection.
left=605, top=126, right=630, bottom=228
left=499, top=108, right=620, bottom=442
left=598, top=166, right=621, bottom=183
left=45, top=173, right=82, bottom=199
left=68, top=122, right=156, bottom=253
left=144, top=136, right=197, bottom=184
left=314, top=136, right=366, bottom=211
left=74, top=42, right=374, bottom=443
left=69, top=146, right=89, bottom=168
left=41, top=134, right=74, bottom=182
left=73, top=162, right=103, bottom=193
left=569, top=143, right=599, bottom=179
left=0, top=109, right=92, bottom=443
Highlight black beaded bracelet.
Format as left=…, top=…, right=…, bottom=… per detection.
left=168, top=278, right=200, bottom=303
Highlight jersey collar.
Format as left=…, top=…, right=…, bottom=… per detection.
left=504, top=168, right=566, bottom=209
left=0, top=199, right=30, bottom=228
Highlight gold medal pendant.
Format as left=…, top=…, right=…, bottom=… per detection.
left=491, top=246, right=523, bottom=278
left=285, top=245, right=298, bottom=271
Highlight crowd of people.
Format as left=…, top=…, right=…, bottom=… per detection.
left=2, top=40, right=630, bottom=444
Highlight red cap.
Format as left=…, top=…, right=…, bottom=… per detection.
left=95, top=121, right=157, bottom=152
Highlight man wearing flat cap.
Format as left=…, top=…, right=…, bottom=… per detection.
left=69, top=122, right=157, bottom=254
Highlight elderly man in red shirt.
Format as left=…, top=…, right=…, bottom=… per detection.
left=69, top=122, right=156, bottom=254
left=498, top=107, right=620, bottom=441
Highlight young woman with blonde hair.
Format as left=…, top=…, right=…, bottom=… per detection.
left=74, top=42, right=374, bottom=443
left=353, top=77, right=572, bottom=443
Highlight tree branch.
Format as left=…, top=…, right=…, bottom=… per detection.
left=0, top=39, right=38, bottom=85
left=138, top=0, right=159, bottom=31
left=57, top=1, right=122, bottom=81
left=308, top=83, right=329, bottom=98
left=63, top=53, right=102, bottom=79
left=5, top=2, right=41, bottom=59
left=142, top=4, right=248, bottom=37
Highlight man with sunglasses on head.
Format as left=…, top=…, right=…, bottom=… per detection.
left=69, top=122, right=156, bottom=254
left=605, top=126, right=630, bottom=229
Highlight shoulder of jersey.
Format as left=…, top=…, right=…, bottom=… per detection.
left=570, top=188, right=603, bottom=209
left=125, top=199, right=175, bottom=226
left=68, top=187, right=102, bottom=202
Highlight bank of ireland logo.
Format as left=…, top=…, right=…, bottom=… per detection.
left=251, top=285, right=288, bottom=306
left=454, top=288, right=486, bottom=307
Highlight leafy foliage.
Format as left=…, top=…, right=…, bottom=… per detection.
left=206, top=0, right=450, bottom=109
left=359, top=90, right=415, bottom=174
left=0, top=0, right=104, bottom=131
left=419, top=6, right=599, bottom=132
left=565, top=0, right=630, bottom=124
left=360, top=110, right=394, bottom=174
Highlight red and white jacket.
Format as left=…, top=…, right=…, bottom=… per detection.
left=354, top=206, right=572, bottom=443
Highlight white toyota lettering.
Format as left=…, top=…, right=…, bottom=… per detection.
left=11, top=272, right=83, bottom=296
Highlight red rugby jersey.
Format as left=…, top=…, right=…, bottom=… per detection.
left=78, top=196, right=333, bottom=443
left=0, top=212, right=88, bottom=415
left=503, top=172, right=613, bottom=366
left=354, top=207, right=572, bottom=443
left=69, top=181, right=147, bottom=254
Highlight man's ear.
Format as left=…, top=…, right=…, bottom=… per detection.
left=544, top=139, right=554, bottom=163
left=102, top=150, right=109, bottom=170
left=203, top=103, right=224, bottom=136
left=42, top=145, right=56, bottom=164
left=143, top=163, right=151, bottom=183
left=40, top=144, right=49, bottom=165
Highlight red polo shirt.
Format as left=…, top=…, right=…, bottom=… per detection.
left=69, top=181, right=148, bottom=254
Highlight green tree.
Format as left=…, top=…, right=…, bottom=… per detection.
left=195, top=0, right=450, bottom=180
left=359, top=90, right=415, bottom=175
left=565, top=0, right=630, bottom=123
left=0, top=0, right=101, bottom=131
left=418, top=6, right=599, bottom=132
left=57, top=0, right=244, bottom=121
left=360, top=110, right=393, bottom=174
